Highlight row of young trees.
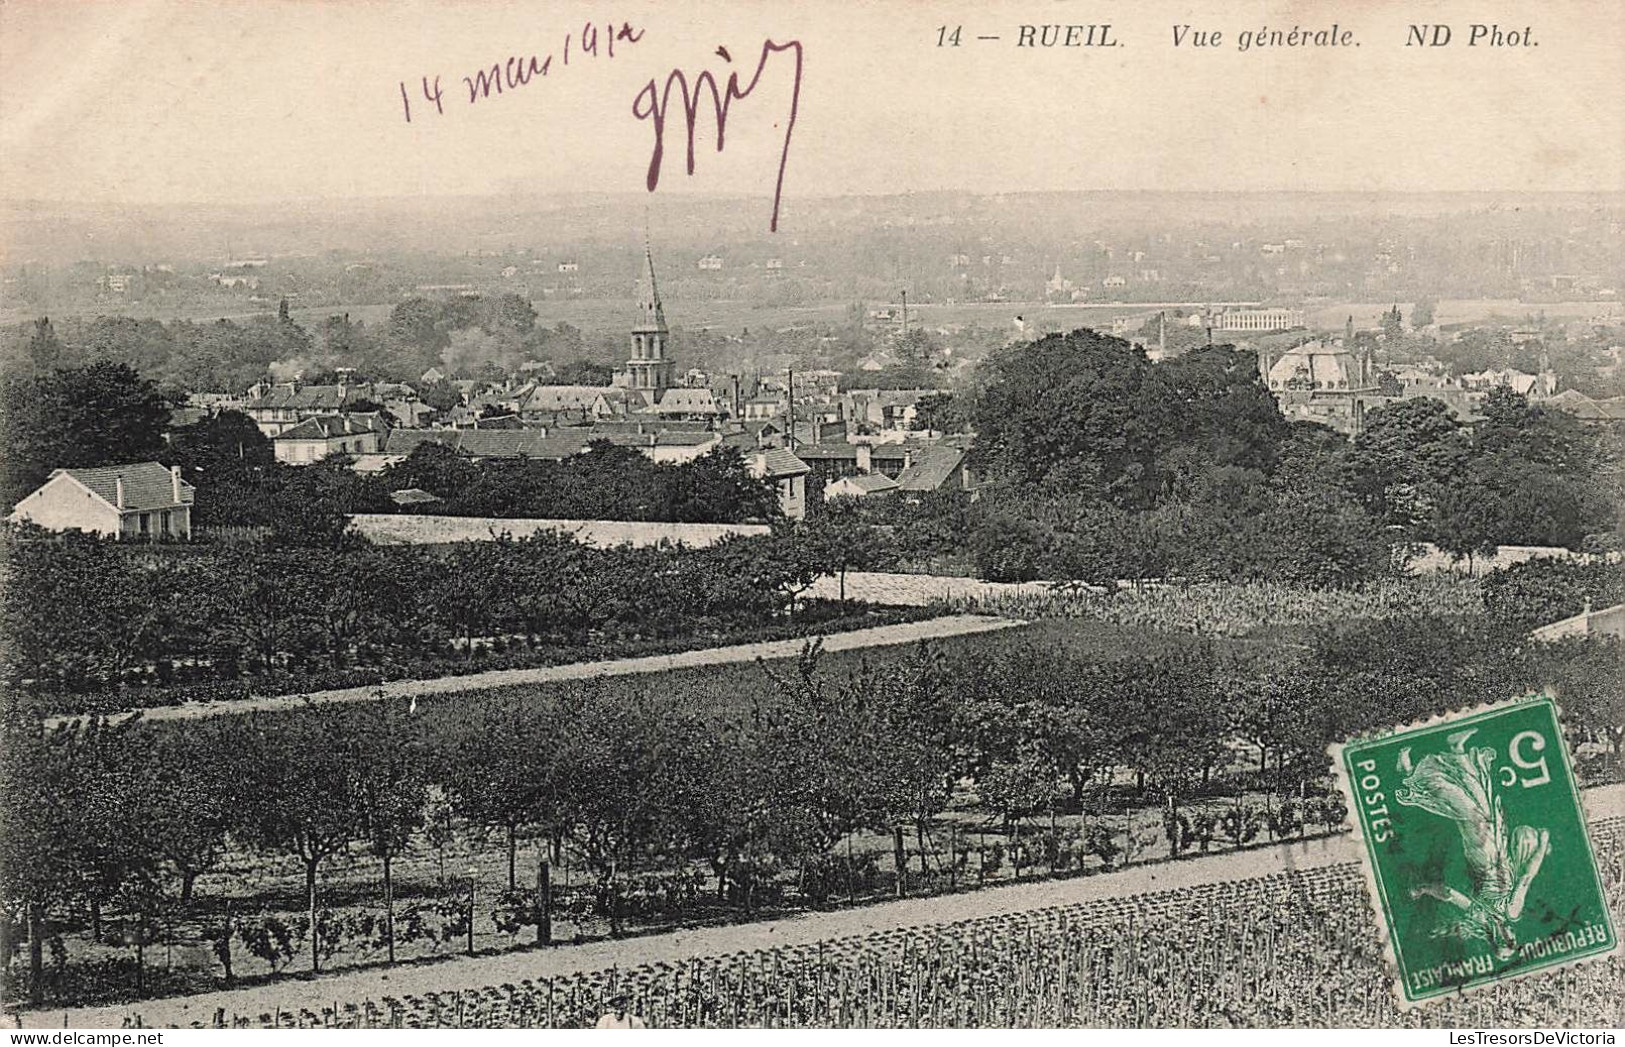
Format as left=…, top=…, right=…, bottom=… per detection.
left=3, top=607, right=1617, bottom=1005
left=0, top=526, right=867, bottom=714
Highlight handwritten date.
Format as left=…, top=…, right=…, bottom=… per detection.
left=398, top=20, right=645, bottom=121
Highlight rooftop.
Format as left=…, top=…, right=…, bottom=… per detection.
left=57, top=462, right=193, bottom=512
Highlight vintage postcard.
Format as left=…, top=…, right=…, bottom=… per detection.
left=1, top=0, right=1622, bottom=1034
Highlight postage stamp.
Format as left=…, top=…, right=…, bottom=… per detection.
left=1331, top=695, right=1620, bottom=1008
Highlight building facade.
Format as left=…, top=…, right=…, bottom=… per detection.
left=8, top=462, right=194, bottom=540
left=1218, top=307, right=1305, bottom=332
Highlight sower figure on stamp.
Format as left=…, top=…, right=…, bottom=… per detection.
left=1395, top=728, right=1551, bottom=961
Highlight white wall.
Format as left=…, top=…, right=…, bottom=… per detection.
left=8, top=474, right=120, bottom=537
left=349, top=514, right=770, bottom=548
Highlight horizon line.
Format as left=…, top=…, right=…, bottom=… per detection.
left=4, top=187, right=1625, bottom=212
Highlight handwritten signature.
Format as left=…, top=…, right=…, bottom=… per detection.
left=632, top=39, right=803, bottom=233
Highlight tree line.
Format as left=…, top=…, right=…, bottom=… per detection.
left=956, top=332, right=1619, bottom=581
left=1, top=603, right=1617, bottom=1005
left=0, top=526, right=872, bottom=716
left=376, top=440, right=778, bottom=524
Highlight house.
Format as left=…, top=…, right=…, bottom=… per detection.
left=385, top=399, right=437, bottom=428
left=825, top=473, right=899, bottom=499
left=649, top=430, right=722, bottom=465
left=272, top=414, right=389, bottom=464
left=747, top=448, right=811, bottom=520
left=743, top=394, right=784, bottom=421
left=520, top=385, right=625, bottom=423
left=243, top=382, right=375, bottom=436
left=894, top=443, right=973, bottom=494
left=8, top=462, right=194, bottom=540
left=647, top=387, right=724, bottom=420
left=842, top=389, right=942, bottom=431
left=383, top=428, right=594, bottom=462
left=1459, top=368, right=1551, bottom=398
left=1546, top=390, right=1625, bottom=425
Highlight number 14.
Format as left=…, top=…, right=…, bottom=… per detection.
left=937, top=25, right=961, bottom=47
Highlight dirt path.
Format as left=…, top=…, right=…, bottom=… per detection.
left=45, top=614, right=1024, bottom=728
left=37, top=783, right=1623, bottom=1028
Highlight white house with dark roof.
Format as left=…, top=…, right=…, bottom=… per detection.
left=747, top=448, right=811, bottom=520
left=8, top=462, right=194, bottom=540
left=271, top=414, right=388, bottom=464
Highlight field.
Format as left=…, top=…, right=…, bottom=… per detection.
left=13, top=575, right=1610, bottom=1021
left=123, top=814, right=1625, bottom=1029
left=11, top=613, right=1269, bottom=1012
left=940, top=576, right=1486, bottom=639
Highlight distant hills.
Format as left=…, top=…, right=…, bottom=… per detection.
left=4, top=190, right=1621, bottom=267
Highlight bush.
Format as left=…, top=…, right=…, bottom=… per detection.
left=1085, top=826, right=1121, bottom=870
left=1219, top=805, right=1263, bottom=848
left=1268, top=800, right=1304, bottom=840
left=971, top=515, right=1048, bottom=582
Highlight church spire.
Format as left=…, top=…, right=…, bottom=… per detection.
left=637, top=235, right=667, bottom=331
left=628, top=234, right=674, bottom=399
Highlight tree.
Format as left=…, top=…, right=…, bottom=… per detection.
left=167, top=409, right=274, bottom=471
left=912, top=392, right=963, bottom=433
left=1538, top=639, right=1625, bottom=774
left=442, top=697, right=560, bottom=892
left=1, top=362, right=172, bottom=508
left=1352, top=398, right=1467, bottom=534
left=666, top=447, right=778, bottom=523
left=970, top=330, right=1163, bottom=506
left=796, top=504, right=884, bottom=605
left=382, top=442, right=478, bottom=501
left=348, top=695, right=428, bottom=964
left=1380, top=304, right=1404, bottom=341
left=970, top=510, right=1047, bottom=582
left=553, top=358, right=614, bottom=386
left=234, top=711, right=362, bottom=973
left=144, top=720, right=236, bottom=906
left=25, top=317, right=64, bottom=372
left=717, top=530, right=826, bottom=615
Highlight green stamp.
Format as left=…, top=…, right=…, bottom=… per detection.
left=1332, top=696, right=1619, bottom=1007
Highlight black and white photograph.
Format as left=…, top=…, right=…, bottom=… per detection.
left=0, top=0, right=1621, bottom=1033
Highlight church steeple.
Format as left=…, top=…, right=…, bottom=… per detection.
left=636, top=237, right=667, bottom=332
left=628, top=238, right=674, bottom=400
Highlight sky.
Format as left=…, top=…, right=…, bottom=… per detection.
left=1, top=0, right=1622, bottom=209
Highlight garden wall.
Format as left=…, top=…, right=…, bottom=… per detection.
left=348, top=514, right=770, bottom=548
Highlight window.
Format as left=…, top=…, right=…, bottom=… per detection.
left=138, top=513, right=150, bottom=535
left=160, top=510, right=171, bottom=535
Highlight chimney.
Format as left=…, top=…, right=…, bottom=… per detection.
left=856, top=443, right=873, bottom=474
left=171, top=465, right=182, bottom=504
left=115, top=475, right=125, bottom=509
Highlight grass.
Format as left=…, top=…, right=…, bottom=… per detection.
left=392, top=616, right=1214, bottom=729
left=946, top=576, right=1486, bottom=639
